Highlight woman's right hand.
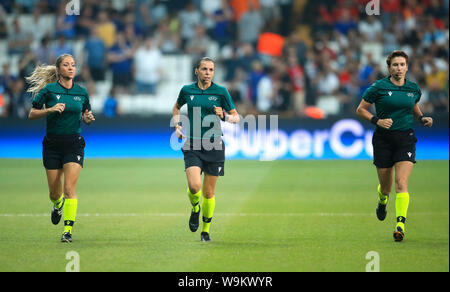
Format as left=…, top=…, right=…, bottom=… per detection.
left=49, top=103, right=66, bottom=114
left=377, top=118, right=393, bottom=129
left=175, top=125, right=186, bottom=139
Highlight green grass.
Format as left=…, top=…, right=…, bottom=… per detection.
left=0, top=159, right=448, bottom=272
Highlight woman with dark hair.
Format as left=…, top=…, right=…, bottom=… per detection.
left=356, top=50, right=433, bottom=242
left=172, top=57, right=240, bottom=242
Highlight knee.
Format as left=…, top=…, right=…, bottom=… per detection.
left=203, top=191, right=214, bottom=199
left=63, top=186, right=77, bottom=198
left=49, top=191, right=61, bottom=201
left=395, top=178, right=408, bottom=193
left=188, top=183, right=202, bottom=195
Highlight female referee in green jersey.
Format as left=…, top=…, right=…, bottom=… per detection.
left=27, top=54, right=95, bottom=243
left=356, top=50, right=433, bottom=242
left=172, top=57, right=240, bottom=242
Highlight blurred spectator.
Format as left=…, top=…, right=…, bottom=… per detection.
left=212, top=0, right=235, bottom=48
left=0, top=6, right=7, bottom=39
left=50, top=35, right=74, bottom=64
left=256, top=66, right=275, bottom=113
left=238, top=1, right=264, bottom=47
left=18, top=49, right=38, bottom=83
left=248, top=60, right=265, bottom=106
left=179, top=2, right=202, bottom=50
left=230, top=0, right=260, bottom=21
left=34, top=36, right=52, bottom=65
left=107, top=33, right=135, bottom=94
left=185, top=25, right=212, bottom=60
left=7, top=18, right=32, bottom=55
left=15, top=0, right=39, bottom=14
left=97, top=10, right=117, bottom=48
left=55, top=2, right=77, bottom=39
left=103, top=86, right=122, bottom=118
left=154, top=20, right=182, bottom=54
left=134, top=37, right=163, bottom=95
left=287, top=54, right=306, bottom=116
left=0, top=64, right=16, bottom=98
left=358, top=16, right=382, bottom=42
left=84, top=26, right=107, bottom=82
left=75, top=4, right=96, bottom=38
left=8, top=79, right=30, bottom=118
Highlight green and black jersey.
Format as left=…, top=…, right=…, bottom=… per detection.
left=362, top=77, right=421, bottom=131
left=176, top=82, right=236, bottom=140
left=32, top=82, right=91, bottom=135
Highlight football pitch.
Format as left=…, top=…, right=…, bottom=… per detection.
left=0, top=159, right=448, bottom=272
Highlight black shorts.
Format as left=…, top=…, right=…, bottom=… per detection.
left=372, top=128, right=417, bottom=168
left=182, top=137, right=225, bottom=176
left=42, top=134, right=85, bottom=170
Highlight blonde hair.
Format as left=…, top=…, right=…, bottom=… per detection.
left=26, top=54, right=75, bottom=94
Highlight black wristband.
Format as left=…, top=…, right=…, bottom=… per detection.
left=174, top=122, right=182, bottom=128
left=418, top=115, right=425, bottom=124
left=370, top=116, right=379, bottom=125
left=221, top=112, right=226, bottom=121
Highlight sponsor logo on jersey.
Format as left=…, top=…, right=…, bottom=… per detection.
left=74, top=96, right=82, bottom=101
left=56, top=95, right=61, bottom=100
left=407, top=93, right=414, bottom=97
left=388, top=91, right=392, bottom=96
left=190, top=95, right=194, bottom=100
left=208, top=96, right=218, bottom=101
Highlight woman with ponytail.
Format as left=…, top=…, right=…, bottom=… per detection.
left=27, top=54, right=95, bottom=243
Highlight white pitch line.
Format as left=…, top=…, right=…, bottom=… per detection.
left=0, top=212, right=447, bottom=217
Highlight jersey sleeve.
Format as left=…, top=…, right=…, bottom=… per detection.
left=176, top=86, right=186, bottom=107
left=82, top=87, right=91, bottom=112
left=31, top=85, right=49, bottom=109
left=362, top=83, right=379, bottom=104
left=415, top=86, right=422, bottom=104
left=221, top=87, right=236, bottom=112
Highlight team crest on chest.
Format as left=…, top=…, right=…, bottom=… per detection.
left=208, top=96, right=218, bottom=101
left=56, top=95, right=61, bottom=100
left=190, top=95, right=194, bottom=100
left=407, top=93, right=414, bottom=97
left=74, top=96, right=82, bottom=101
left=388, top=91, right=392, bottom=96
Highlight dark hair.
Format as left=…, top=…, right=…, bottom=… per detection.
left=195, top=57, right=215, bottom=69
left=386, top=50, right=409, bottom=67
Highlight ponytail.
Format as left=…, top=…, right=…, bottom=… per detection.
left=26, top=65, right=58, bottom=95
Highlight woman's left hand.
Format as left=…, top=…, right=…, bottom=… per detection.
left=213, top=105, right=224, bottom=120
left=421, top=117, right=433, bottom=127
left=83, top=109, right=95, bottom=124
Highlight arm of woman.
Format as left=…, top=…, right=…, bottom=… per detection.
left=28, top=103, right=65, bottom=120
left=412, top=103, right=433, bottom=127
left=172, top=101, right=185, bottom=139
left=213, top=106, right=240, bottom=124
left=356, top=99, right=393, bottom=130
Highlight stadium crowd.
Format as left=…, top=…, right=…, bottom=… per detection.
left=0, top=0, right=448, bottom=118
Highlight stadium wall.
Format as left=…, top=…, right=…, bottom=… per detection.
left=0, top=115, right=448, bottom=160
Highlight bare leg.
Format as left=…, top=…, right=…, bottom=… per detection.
left=45, top=169, right=63, bottom=201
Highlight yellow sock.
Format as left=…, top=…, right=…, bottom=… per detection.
left=187, top=188, right=201, bottom=212
left=396, top=192, right=409, bottom=230
left=378, top=185, right=388, bottom=205
left=202, top=196, right=215, bottom=233
left=63, top=198, right=78, bottom=234
left=51, top=194, right=64, bottom=209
